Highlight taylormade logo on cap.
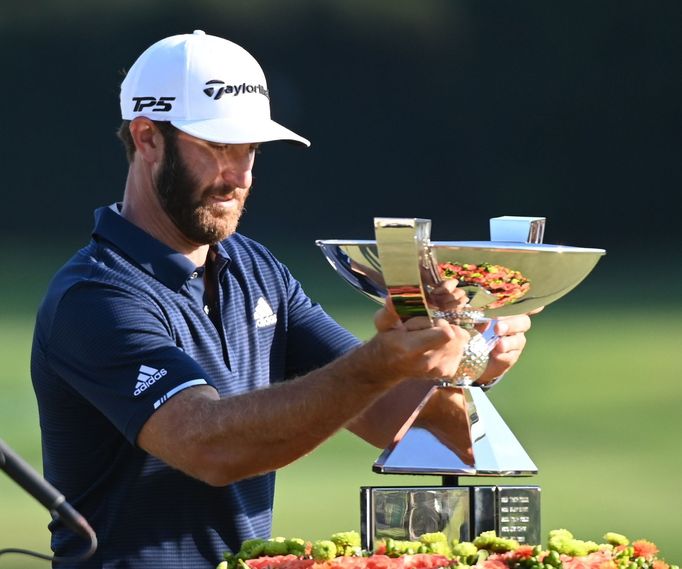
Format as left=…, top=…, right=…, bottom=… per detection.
left=203, top=79, right=269, bottom=100
left=120, top=30, right=310, bottom=146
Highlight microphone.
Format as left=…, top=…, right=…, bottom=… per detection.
left=0, top=437, right=94, bottom=540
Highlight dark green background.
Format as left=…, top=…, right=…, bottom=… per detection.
left=1, top=1, right=680, bottom=567
left=1, top=1, right=680, bottom=252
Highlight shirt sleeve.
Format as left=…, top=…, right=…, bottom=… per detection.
left=43, top=281, right=213, bottom=444
left=281, top=264, right=363, bottom=378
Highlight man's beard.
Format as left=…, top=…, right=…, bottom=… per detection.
left=153, top=133, right=248, bottom=245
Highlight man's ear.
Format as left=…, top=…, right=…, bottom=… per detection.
left=129, top=117, right=165, bottom=164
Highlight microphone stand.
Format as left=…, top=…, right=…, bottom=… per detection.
left=0, top=437, right=98, bottom=563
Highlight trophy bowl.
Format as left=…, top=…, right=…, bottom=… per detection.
left=315, top=239, right=605, bottom=319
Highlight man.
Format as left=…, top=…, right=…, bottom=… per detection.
left=30, top=31, right=532, bottom=568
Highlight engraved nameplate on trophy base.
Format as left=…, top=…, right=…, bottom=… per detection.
left=360, top=486, right=541, bottom=550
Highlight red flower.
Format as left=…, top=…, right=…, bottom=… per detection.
left=479, top=557, right=508, bottom=569
left=248, top=556, right=316, bottom=569
left=632, top=540, right=659, bottom=559
left=653, top=560, right=670, bottom=569
left=513, top=546, right=535, bottom=559
left=558, top=551, right=617, bottom=569
left=365, top=555, right=392, bottom=569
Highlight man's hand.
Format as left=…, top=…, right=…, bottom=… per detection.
left=368, top=303, right=471, bottom=384
left=475, top=308, right=543, bottom=385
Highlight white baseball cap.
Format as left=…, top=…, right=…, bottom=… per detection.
left=120, top=30, right=310, bottom=147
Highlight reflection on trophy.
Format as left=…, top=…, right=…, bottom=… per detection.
left=316, top=216, right=605, bottom=549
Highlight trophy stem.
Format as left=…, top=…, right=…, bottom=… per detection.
left=441, top=475, right=460, bottom=486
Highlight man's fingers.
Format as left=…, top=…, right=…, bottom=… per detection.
left=491, top=331, right=527, bottom=355
left=405, top=318, right=470, bottom=345
left=475, top=308, right=540, bottom=384
left=403, top=316, right=438, bottom=332
left=494, top=314, right=531, bottom=336
left=399, top=318, right=461, bottom=353
left=372, top=301, right=492, bottom=381
left=374, top=302, right=401, bottom=332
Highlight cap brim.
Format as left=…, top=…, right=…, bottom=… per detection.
left=171, top=117, right=310, bottom=147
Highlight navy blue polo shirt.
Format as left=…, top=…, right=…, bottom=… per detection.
left=30, top=204, right=360, bottom=568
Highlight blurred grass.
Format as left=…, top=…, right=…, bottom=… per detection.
left=1, top=244, right=680, bottom=567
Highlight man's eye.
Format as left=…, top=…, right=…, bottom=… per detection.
left=209, top=143, right=260, bottom=155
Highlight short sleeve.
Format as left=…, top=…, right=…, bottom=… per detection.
left=283, top=267, right=362, bottom=377
left=43, top=282, right=213, bottom=444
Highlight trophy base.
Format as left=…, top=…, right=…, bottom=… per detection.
left=360, top=485, right=540, bottom=550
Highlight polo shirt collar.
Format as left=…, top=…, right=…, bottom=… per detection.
left=92, top=203, right=228, bottom=292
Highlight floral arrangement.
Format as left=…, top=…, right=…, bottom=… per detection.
left=218, top=529, right=678, bottom=569
left=438, top=262, right=530, bottom=308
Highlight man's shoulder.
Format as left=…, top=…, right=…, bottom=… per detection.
left=42, top=242, right=101, bottom=301
left=45, top=240, right=143, bottom=294
left=36, top=240, right=154, bottom=327
left=221, top=232, right=272, bottom=253
left=221, top=233, right=284, bottom=269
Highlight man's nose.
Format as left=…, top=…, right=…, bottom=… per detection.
left=220, top=162, right=252, bottom=189
left=219, top=152, right=253, bottom=189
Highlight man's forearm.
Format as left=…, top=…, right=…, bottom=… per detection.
left=346, top=378, right=439, bottom=448
left=139, top=341, right=402, bottom=486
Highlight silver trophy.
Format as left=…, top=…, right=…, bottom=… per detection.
left=316, top=216, right=605, bottom=548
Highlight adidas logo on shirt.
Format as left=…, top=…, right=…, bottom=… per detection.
left=253, top=297, right=277, bottom=328
left=133, top=364, right=168, bottom=397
